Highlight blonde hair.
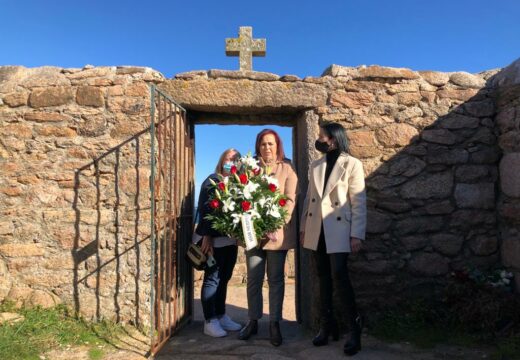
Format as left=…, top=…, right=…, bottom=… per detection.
left=215, top=148, right=241, bottom=175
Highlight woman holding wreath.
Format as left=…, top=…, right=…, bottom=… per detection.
left=238, top=129, right=298, bottom=347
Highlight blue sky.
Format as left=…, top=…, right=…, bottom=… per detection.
left=2, top=0, right=519, bottom=76
left=2, top=0, right=519, bottom=200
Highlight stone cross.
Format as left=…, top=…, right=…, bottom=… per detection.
left=225, top=26, right=266, bottom=71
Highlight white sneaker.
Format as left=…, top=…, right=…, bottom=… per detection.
left=218, top=314, right=242, bottom=331
left=204, top=318, right=228, bottom=337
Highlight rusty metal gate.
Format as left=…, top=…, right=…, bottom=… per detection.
left=149, top=85, right=194, bottom=355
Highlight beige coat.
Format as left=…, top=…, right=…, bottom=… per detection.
left=300, top=153, right=366, bottom=253
left=262, top=161, right=298, bottom=251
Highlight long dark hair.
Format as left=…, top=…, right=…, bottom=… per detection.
left=320, top=121, right=349, bottom=153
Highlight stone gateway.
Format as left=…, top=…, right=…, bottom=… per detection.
left=1, top=58, right=520, bottom=335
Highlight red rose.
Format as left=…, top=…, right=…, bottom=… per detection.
left=241, top=201, right=251, bottom=212
left=279, top=198, right=287, bottom=207
left=239, top=173, right=248, bottom=185
left=268, top=183, right=277, bottom=192
left=253, top=168, right=261, bottom=176
left=218, top=182, right=225, bottom=191
left=209, top=199, right=220, bottom=209
left=230, top=165, right=237, bottom=174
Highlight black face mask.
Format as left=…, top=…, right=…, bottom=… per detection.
left=315, top=140, right=331, bottom=153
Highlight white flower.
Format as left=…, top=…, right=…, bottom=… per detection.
left=249, top=209, right=261, bottom=219
left=222, top=176, right=229, bottom=184
left=267, top=206, right=281, bottom=218
left=243, top=181, right=260, bottom=199
left=231, top=213, right=241, bottom=225
left=257, top=197, right=267, bottom=208
left=222, top=198, right=235, bottom=213
left=263, top=174, right=279, bottom=187
left=241, top=153, right=259, bottom=169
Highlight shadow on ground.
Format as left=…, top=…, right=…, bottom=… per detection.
left=155, top=284, right=492, bottom=360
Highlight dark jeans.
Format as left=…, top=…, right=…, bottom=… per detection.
left=313, top=227, right=358, bottom=326
left=201, top=245, right=238, bottom=320
left=245, top=247, right=288, bottom=321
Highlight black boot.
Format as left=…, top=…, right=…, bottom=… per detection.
left=344, top=315, right=362, bottom=356
left=238, top=320, right=258, bottom=340
left=312, top=317, right=339, bottom=346
left=269, top=321, right=282, bottom=347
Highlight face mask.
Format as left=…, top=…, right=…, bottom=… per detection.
left=222, top=162, right=234, bottom=173
left=315, top=140, right=331, bottom=153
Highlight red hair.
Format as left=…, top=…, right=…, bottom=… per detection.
left=255, top=129, right=285, bottom=162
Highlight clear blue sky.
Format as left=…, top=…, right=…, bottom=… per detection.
left=2, top=0, right=519, bottom=200
left=2, top=0, right=519, bottom=76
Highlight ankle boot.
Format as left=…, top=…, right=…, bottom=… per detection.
left=238, top=319, right=258, bottom=340
left=344, top=315, right=363, bottom=356
left=269, top=321, right=282, bottom=346
left=312, top=318, right=339, bottom=346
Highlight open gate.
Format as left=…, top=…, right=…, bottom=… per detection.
left=149, top=85, right=194, bottom=355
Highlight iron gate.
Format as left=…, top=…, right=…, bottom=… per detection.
left=150, top=85, right=194, bottom=355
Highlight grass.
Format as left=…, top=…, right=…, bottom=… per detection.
left=0, top=301, right=125, bottom=360
left=88, top=348, right=105, bottom=360
left=369, top=300, right=470, bottom=348
left=493, top=335, right=520, bottom=360
left=369, top=299, right=520, bottom=360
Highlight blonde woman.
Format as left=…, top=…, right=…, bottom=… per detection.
left=196, top=148, right=242, bottom=337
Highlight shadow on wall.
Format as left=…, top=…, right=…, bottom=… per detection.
left=72, top=128, right=153, bottom=326
left=344, top=72, right=503, bottom=317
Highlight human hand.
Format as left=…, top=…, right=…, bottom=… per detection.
left=350, top=237, right=362, bottom=254
left=201, top=236, right=213, bottom=255
left=266, top=232, right=277, bottom=242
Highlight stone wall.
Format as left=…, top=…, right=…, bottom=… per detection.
left=1, top=60, right=519, bottom=331
left=492, top=60, right=520, bottom=292
left=162, top=64, right=509, bottom=328
left=0, top=65, right=163, bottom=328
left=322, top=66, right=501, bottom=308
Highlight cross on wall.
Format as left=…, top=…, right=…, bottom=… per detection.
left=225, top=26, right=266, bottom=71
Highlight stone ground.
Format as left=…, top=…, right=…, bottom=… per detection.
left=35, top=281, right=493, bottom=359
left=155, top=283, right=493, bottom=360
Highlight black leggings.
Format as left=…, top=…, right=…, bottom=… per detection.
left=313, top=227, right=358, bottom=325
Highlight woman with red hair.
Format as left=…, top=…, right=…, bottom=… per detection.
left=238, top=129, right=298, bottom=347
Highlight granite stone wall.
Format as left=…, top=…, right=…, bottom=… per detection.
left=163, top=64, right=513, bottom=328
left=491, top=60, right=520, bottom=292
left=0, top=65, right=163, bottom=328
left=1, top=59, right=520, bottom=330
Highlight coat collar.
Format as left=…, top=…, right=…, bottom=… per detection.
left=313, top=153, right=349, bottom=198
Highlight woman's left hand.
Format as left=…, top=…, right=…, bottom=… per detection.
left=350, top=237, right=362, bottom=254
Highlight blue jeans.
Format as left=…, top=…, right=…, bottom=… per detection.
left=201, top=245, right=238, bottom=320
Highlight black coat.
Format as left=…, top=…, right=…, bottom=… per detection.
left=195, top=173, right=224, bottom=237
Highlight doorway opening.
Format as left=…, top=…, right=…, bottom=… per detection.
left=192, top=120, right=298, bottom=324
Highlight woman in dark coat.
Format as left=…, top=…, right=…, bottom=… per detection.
left=196, top=148, right=242, bottom=337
